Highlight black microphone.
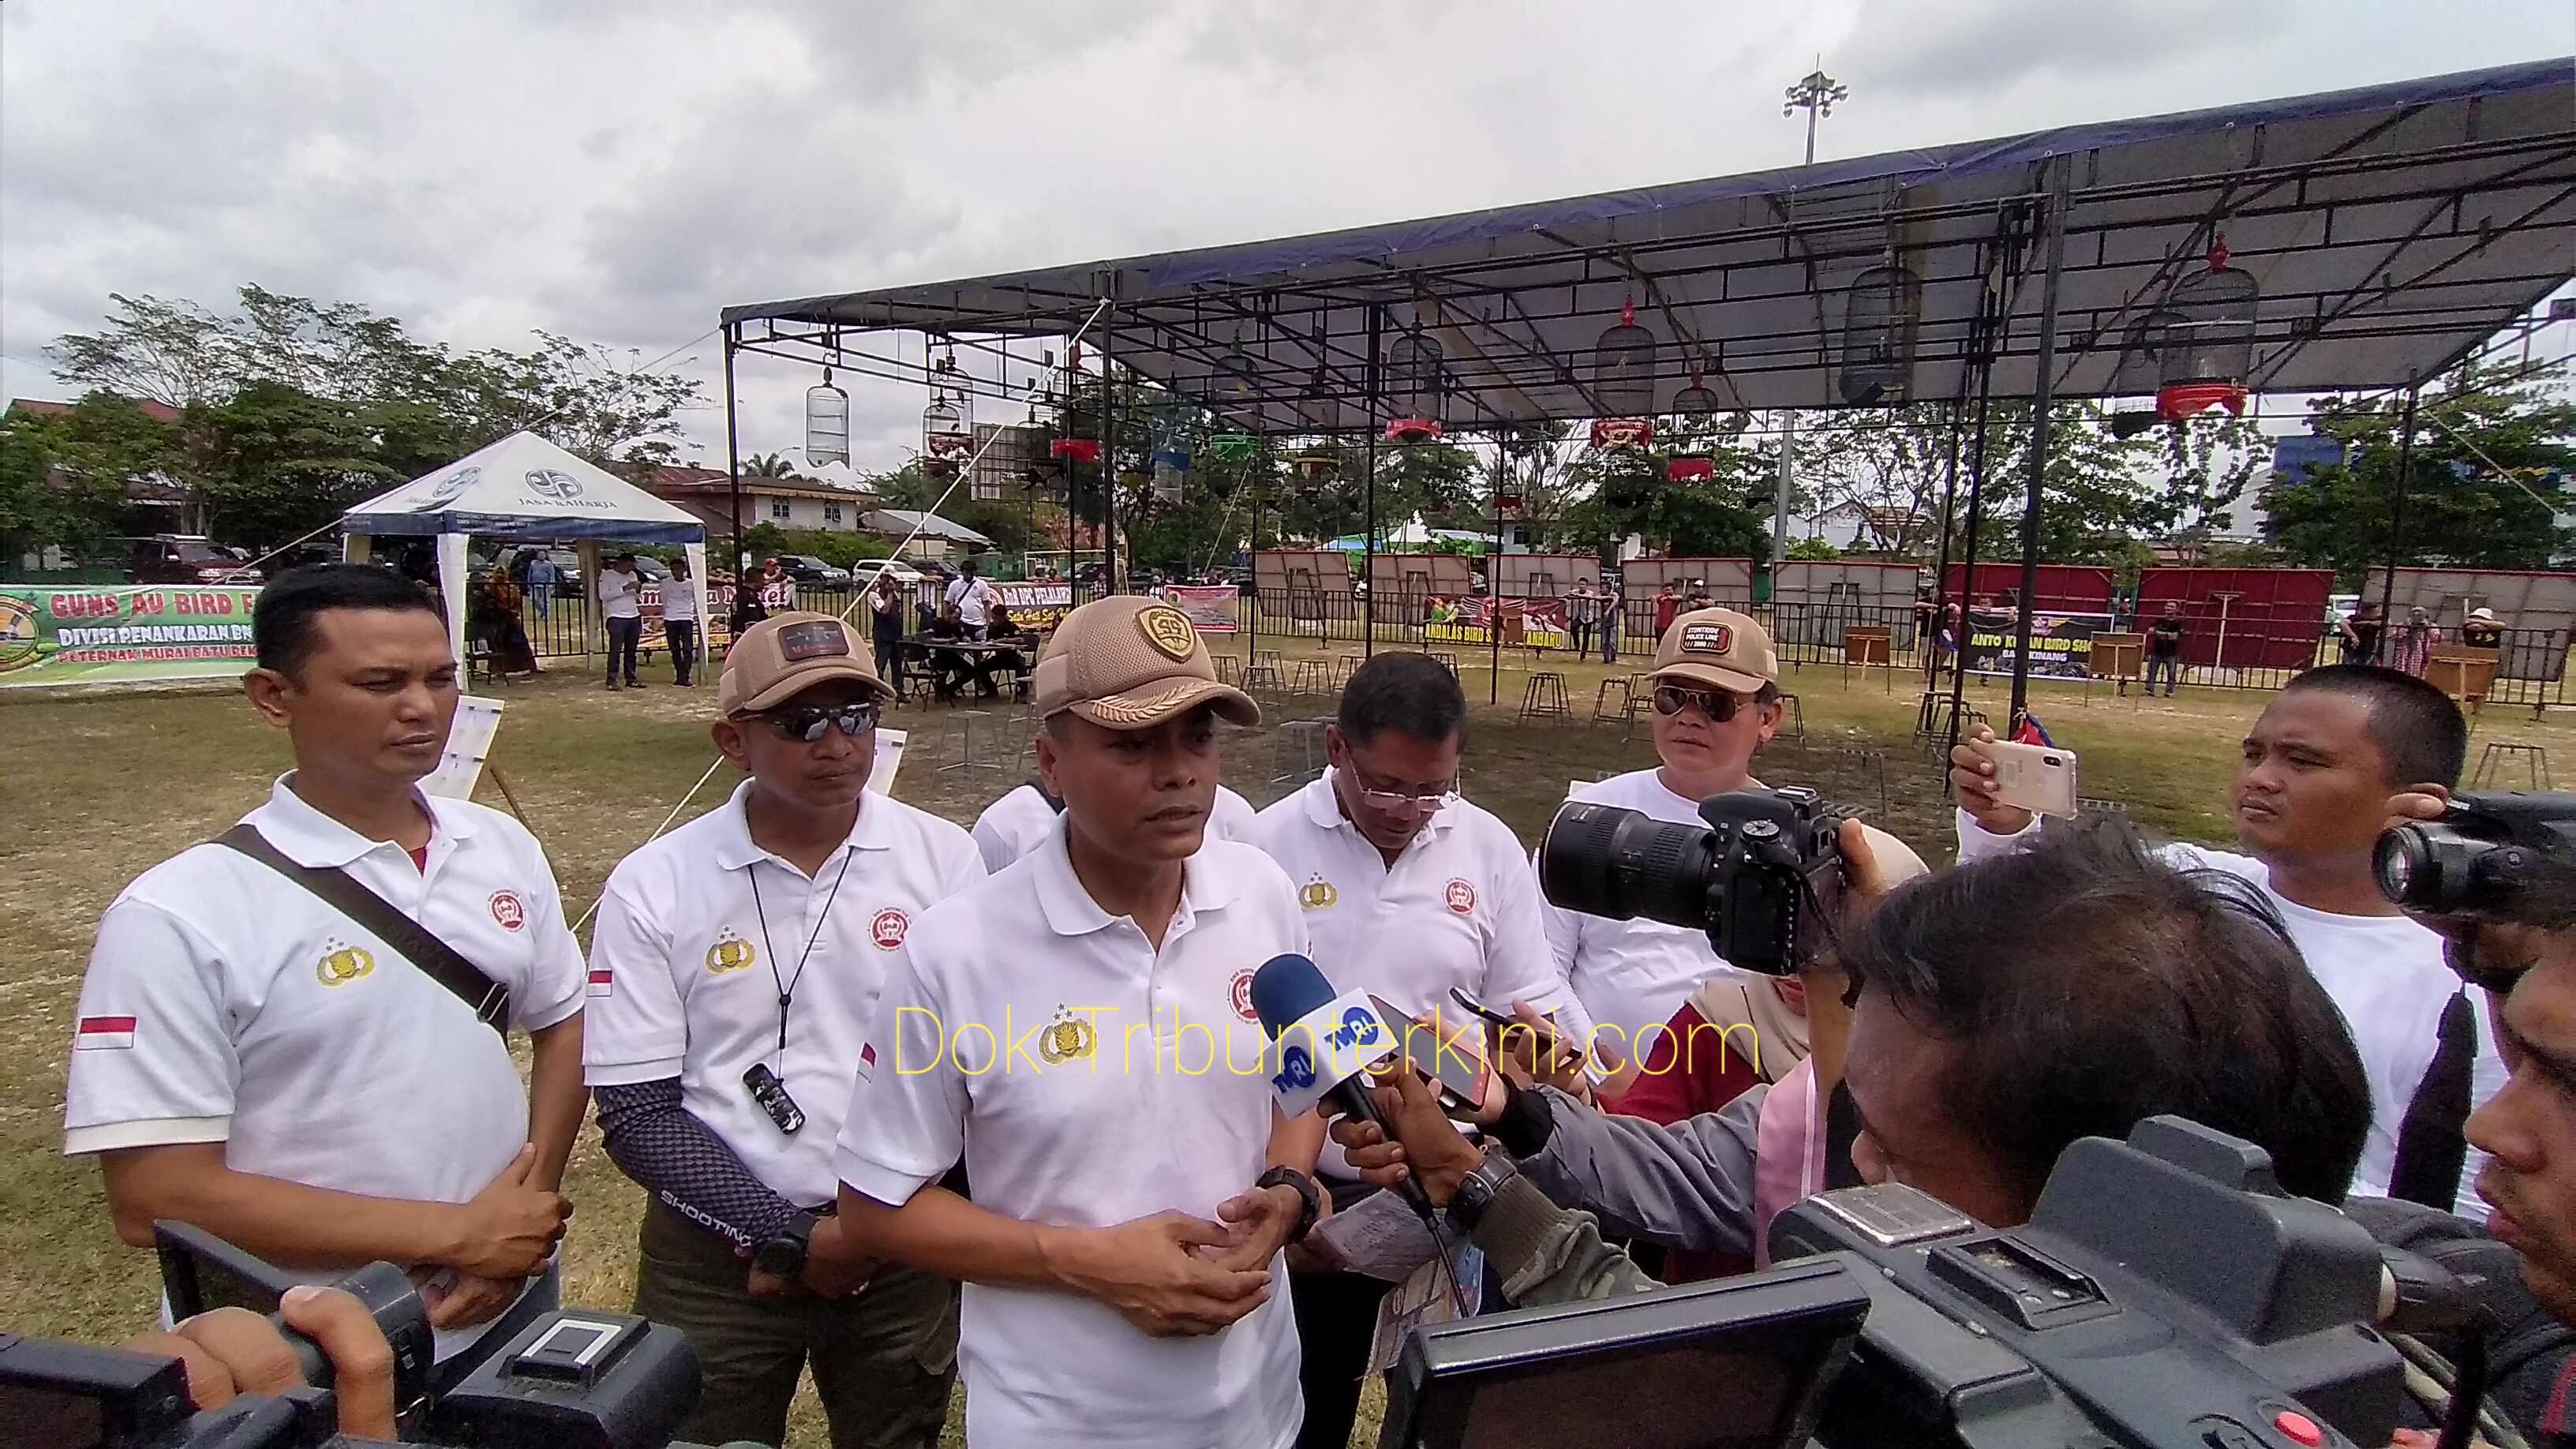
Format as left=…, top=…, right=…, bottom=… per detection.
left=1249, top=953, right=1438, bottom=1221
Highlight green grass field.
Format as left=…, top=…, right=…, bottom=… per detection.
left=6, top=642, right=2571, bottom=1444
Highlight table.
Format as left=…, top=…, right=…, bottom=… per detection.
left=898, top=635, right=1033, bottom=702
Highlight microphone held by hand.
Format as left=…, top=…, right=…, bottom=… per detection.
left=1249, top=953, right=1437, bottom=1221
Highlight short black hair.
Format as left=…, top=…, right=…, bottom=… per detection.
left=1841, top=821, right=2370, bottom=1213
left=2281, top=664, right=2468, bottom=788
left=253, top=563, right=443, bottom=677
left=1337, top=652, right=1467, bottom=749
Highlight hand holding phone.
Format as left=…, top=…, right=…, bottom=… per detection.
left=1982, top=739, right=2080, bottom=819
left=1372, top=995, right=1492, bottom=1117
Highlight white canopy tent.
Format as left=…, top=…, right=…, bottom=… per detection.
left=341, top=431, right=709, bottom=685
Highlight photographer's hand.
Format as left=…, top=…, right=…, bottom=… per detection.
left=1327, top=1069, right=1486, bottom=1208
left=122, top=1286, right=398, bottom=1441
left=1948, top=726, right=2035, bottom=836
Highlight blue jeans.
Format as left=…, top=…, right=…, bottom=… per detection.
left=2145, top=653, right=2180, bottom=695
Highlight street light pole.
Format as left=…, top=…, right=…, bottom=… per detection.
left=1776, top=66, right=1852, bottom=571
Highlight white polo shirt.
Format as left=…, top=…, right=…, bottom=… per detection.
left=836, top=834, right=1308, bottom=1449
left=972, top=782, right=1259, bottom=874
left=1955, top=811, right=2507, bottom=1218
left=1541, top=768, right=1754, bottom=1065
left=584, top=781, right=983, bottom=1208
left=597, top=568, right=642, bottom=620
left=947, top=576, right=996, bottom=627
left=1252, top=772, right=1582, bottom=1025
left=64, top=777, right=586, bottom=1349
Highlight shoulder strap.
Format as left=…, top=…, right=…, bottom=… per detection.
left=2388, top=990, right=2478, bottom=1211
left=1028, top=777, right=1066, bottom=814
left=212, top=823, right=511, bottom=1037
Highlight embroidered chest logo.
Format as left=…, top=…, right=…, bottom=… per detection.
left=870, top=908, right=909, bottom=950
left=316, top=941, right=376, bottom=987
left=705, top=930, right=758, bottom=975
left=1444, top=878, right=1477, bottom=915
left=1229, top=968, right=1260, bottom=1023
left=1298, top=874, right=1339, bottom=911
left=1038, top=1006, right=1098, bottom=1064
left=488, top=891, right=527, bottom=932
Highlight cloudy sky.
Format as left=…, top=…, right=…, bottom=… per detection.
left=3, top=1, right=2568, bottom=470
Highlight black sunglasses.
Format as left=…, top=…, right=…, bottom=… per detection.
left=1651, top=683, right=1747, bottom=721
left=755, top=700, right=881, bottom=743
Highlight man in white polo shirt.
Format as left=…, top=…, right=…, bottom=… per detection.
left=1544, top=608, right=1786, bottom=1068
left=837, top=595, right=1322, bottom=1449
left=63, top=564, right=586, bottom=1376
left=1251, top=650, right=1587, bottom=1449
left=586, top=610, right=982, bottom=1449
left=945, top=557, right=997, bottom=641
left=972, top=777, right=1260, bottom=873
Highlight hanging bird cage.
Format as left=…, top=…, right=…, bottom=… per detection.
left=1589, top=417, right=1653, bottom=450
left=1301, top=365, right=1342, bottom=435
left=2155, top=239, right=2259, bottom=421
left=1666, top=456, right=1717, bottom=483
left=1208, top=433, right=1261, bottom=464
left=1838, top=260, right=1922, bottom=406
left=1294, top=447, right=1340, bottom=481
left=1387, top=329, right=1444, bottom=440
left=1049, top=437, right=1102, bottom=465
left=1216, top=333, right=1260, bottom=412
left=1593, top=299, right=1658, bottom=417
left=2112, top=311, right=2185, bottom=398
left=804, top=368, right=851, bottom=466
left=1669, top=369, right=1735, bottom=419
left=920, top=348, right=974, bottom=477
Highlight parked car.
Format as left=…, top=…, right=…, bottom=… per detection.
left=851, top=560, right=927, bottom=586
left=127, top=535, right=262, bottom=586
left=496, top=545, right=585, bottom=597
left=777, top=554, right=852, bottom=586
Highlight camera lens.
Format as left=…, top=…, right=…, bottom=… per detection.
left=2372, top=826, right=2428, bottom=908
left=1538, top=802, right=1718, bottom=929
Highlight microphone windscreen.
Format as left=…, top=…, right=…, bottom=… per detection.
left=1249, top=953, right=1336, bottom=1039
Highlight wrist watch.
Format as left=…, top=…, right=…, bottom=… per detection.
left=753, top=1210, right=819, bottom=1278
left=1254, top=1166, right=1322, bottom=1245
left=1444, top=1150, right=1520, bottom=1234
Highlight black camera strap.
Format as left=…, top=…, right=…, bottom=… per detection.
left=212, top=823, right=511, bottom=1037
left=2388, top=990, right=2477, bottom=1211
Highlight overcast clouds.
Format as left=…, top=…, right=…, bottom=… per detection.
left=4, top=1, right=2568, bottom=468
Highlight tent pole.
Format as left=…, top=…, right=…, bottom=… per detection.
left=2376, top=382, right=2420, bottom=635
left=1924, top=397, right=1966, bottom=698
left=724, top=324, right=743, bottom=636
left=2008, top=158, right=2071, bottom=731
left=1101, top=299, right=1118, bottom=596
left=1364, top=303, right=1381, bottom=658
left=1490, top=442, right=1504, bottom=704
left=1945, top=344, right=1998, bottom=761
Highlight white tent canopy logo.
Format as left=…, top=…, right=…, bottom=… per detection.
left=524, top=468, right=584, bottom=500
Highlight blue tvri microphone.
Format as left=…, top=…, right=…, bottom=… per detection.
left=1249, top=953, right=1436, bottom=1220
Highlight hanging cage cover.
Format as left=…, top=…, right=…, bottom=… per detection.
left=1590, top=417, right=1654, bottom=450
left=1666, top=455, right=1717, bottom=483
left=1208, top=433, right=1261, bottom=463
left=1295, top=447, right=1340, bottom=478
left=1385, top=417, right=1443, bottom=444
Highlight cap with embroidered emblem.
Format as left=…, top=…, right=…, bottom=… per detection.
left=1651, top=607, right=1777, bottom=694
left=1034, top=596, right=1260, bottom=729
left=719, top=611, right=889, bottom=715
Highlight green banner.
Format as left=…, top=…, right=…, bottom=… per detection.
left=0, top=585, right=261, bottom=689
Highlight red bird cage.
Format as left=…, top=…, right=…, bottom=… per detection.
left=1589, top=417, right=1653, bottom=450
left=2155, top=238, right=2258, bottom=421
left=1666, top=455, right=1716, bottom=483
left=1049, top=437, right=1101, bottom=465
left=1593, top=299, right=1657, bottom=416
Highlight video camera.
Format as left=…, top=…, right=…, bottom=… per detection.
left=1381, top=1117, right=2473, bottom=1449
left=1537, top=785, right=1849, bottom=975
left=0, top=1224, right=707, bottom=1449
left=2374, top=788, right=2576, bottom=918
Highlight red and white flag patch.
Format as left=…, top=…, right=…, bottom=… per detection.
left=74, top=1015, right=137, bottom=1051
left=586, top=968, right=615, bottom=999
left=856, top=1041, right=878, bottom=1081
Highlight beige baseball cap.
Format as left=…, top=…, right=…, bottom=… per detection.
left=718, top=611, right=889, bottom=715
left=1651, top=607, right=1778, bottom=694
left=1034, top=596, right=1260, bottom=730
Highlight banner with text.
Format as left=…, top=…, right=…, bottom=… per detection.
left=0, top=585, right=262, bottom=689
left=1421, top=595, right=1570, bottom=650
left=1163, top=585, right=1241, bottom=635
left=1960, top=608, right=2110, bottom=680
left=998, top=580, right=1073, bottom=631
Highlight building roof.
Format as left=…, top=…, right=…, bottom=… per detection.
left=9, top=395, right=184, bottom=424
left=863, top=508, right=992, bottom=545
left=638, top=464, right=873, bottom=499
left=724, top=58, right=2575, bottom=425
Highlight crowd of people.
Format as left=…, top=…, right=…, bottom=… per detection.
left=52, top=560, right=2576, bottom=1448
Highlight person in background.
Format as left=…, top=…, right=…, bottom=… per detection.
left=1683, top=579, right=1713, bottom=614
left=2145, top=600, right=2187, bottom=698
left=1652, top=582, right=1681, bottom=639
left=2342, top=599, right=2386, bottom=665
left=600, top=552, right=645, bottom=690
left=946, top=558, right=998, bottom=642
left=481, top=567, right=537, bottom=681
left=521, top=550, right=555, bottom=622
left=923, top=601, right=972, bottom=702
left=2390, top=605, right=2443, bottom=677
left=1598, top=579, right=1623, bottom=665
left=661, top=553, right=700, bottom=688
left=1566, top=583, right=1597, bottom=660
left=758, top=558, right=798, bottom=620
left=2462, top=606, right=2506, bottom=651
left=63, top=564, right=586, bottom=1383
left=1953, top=664, right=2506, bottom=1220
left=586, top=612, right=980, bottom=1449
left=867, top=571, right=908, bottom=699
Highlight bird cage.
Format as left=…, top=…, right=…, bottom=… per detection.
left=2111, top=311, right=2185, bottom=398
left=1838, top=260, right=1921, bottom=406
left=2155, top=239, right=2259, bottom=421
left=1294, top=446, right=1340, bottom=481
left=804, top=369, right=851, bottom=466
left=1668, top=369, right=1737, bottom=419
left=1301, top=365, right=1342, bottom=434
left=1208, top=433, right=1260, bottom=464
left=920, top=391, right=968, bottom=478
left=1387, top=329, right=1444, bottom=429
left=1593, top=299, right=1657, bottom=416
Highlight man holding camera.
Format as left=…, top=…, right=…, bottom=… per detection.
left=584, top=612, right=983, bottom=1449
left=834, top=597, right=1323, bottom=1449
left=1545, top=608, right=1787, bottom=1068
left=1953, top=664, right=2507, bottom=1217
left=1251, top=650, right=1589, bottom=1449
left=62, top=564, right=588, bottom=1373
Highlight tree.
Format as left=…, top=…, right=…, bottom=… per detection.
left=2263, top=363, right=2575, bottom=583
left=2, top=394, right=185, bottom=561
left=743, top=451, right=797, bottom=477
left=1556, top=413, right=1773, bottom=562
left=440, top=331, right=700, bottom=466
left=185, top=381, right=404, bottom=552
left=2155, top=408, right=2270, bottom=537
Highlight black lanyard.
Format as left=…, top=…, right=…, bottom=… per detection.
left=746, top=850, right=857, bottom=1058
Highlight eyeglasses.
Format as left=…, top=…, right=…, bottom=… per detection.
left=754, top=701, right=881, bottom=742
left=1342, top=761, right=1456, bottom=814
left=1651, top=683, right=1748, bottom=722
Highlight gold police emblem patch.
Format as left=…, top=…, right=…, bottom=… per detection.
left=1299, top=874, right=1339, bottom=910
left=1137, top=605, right=1197, bottom=661
left=1038, top=1006, right=1098, bottom=1064
left=316, top=943, right=375, bottom=987
left=705, top=932, right=758, bottom=975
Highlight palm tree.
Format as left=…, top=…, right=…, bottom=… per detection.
left=743, top=451, right=796, bottom=477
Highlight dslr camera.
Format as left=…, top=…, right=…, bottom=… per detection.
left=2373, top=789, right=2576, bottom=917
left=1537, top=785, right=1849, bottom=975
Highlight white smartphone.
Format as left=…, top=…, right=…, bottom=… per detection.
left=1984, top=739, right=2080, bottom=818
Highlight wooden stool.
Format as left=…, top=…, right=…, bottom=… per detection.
left=2473, top=742, right=2554, bottom=790
left=1245, top=662, right=1285, bottom=693
left=1290, top=659, right=1331, bottom=695
left=1590, top=678, right=1634, bottom=728
left=1215, top=653, right=1245, bottom=687
left=1334, top=654, right=1362, bottom=687
left=1518, top=672, right=1571, bottom=723
left=1828, top=747, right=1891, bottom=819
left=1430, top=652, right=1459, bottom=680
left=1775, top=691, right=1805, bottom=743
